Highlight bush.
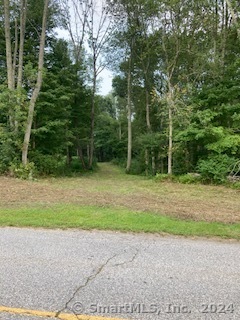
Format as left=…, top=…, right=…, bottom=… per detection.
left=0, top=131, right=20, bottom=174
left=111, top=158, right=126, bottom=167
left=0, top=162, right=9, bottom=174
left=68, top=157, right=82, bottom=171
left=127, top=158, right=145, bottom=175
left=230, top=181, right=240, bottom=190
left=29, top=152, right=94, bottom=176
left=29, top=152, right=66, bottom=176
left=9, top=162, right=36, bottom=180
left=68, top=156, right=93, bottom=172
left=111, top=158, right=146, bottom=175
left=154, top=173, right=177, bottom=182
left=197, top=154, right=236, bottom=184
left=177, top=173, right=201, bottom=184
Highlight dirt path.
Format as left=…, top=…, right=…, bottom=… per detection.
left=0, top=163, right=239, bottom=223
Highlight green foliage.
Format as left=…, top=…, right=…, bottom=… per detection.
left=9, top=162, right=36, bottom=180
left=29, top=152, right=90, bottom=176
left=0, top=86, right=28, bottom=130
left=197, top=154, right=237, bottom=184
left=95, top=95, right=127, bottom=163
left=0, top=129, right=15, bottom=173
left=95, top=112, right=123, bottom=162
left=111, top=158, right=126, bottom=168
left=29, top=152, right=65, bottom=176
left=136, top=133, right=162, bottom=149
left=155, top=173, right=201, bottom=184
left=154, top=173, right=173, bottom=182
left=32, top=39, right=92, bottom=172
left=112, top=75, right=127, bottom=98
left=207, top=134, right=240, bottom=154
left=177, top=174, right=201, bottom=184
left=127, top=158, right=145, bottom=175
left=68, top=156, right=96, bottom=173
left=0, top=0, right=240, bottom=185
left=24, top=62, right=38, bottom=86
left=231, top=182, right=240, bottom=190
left=0, top=110, right=23, bottom=173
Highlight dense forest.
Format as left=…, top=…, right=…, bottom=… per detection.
left=0, top=0, right=240, bottom=184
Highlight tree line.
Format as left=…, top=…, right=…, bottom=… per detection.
left=0, top=0, right=240, bottom=183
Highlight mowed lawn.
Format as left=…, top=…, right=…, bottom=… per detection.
left=0, top=163, right=239, bottom=239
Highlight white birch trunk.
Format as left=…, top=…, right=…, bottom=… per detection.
left=126, top=57, right=132, bottom=173
left=22, top=0, right=49, bottom=165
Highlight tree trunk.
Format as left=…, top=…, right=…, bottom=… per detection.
left=145, top=86, right=155, bottom=175
left=14, top=0, right=27, bottom=133
left=77, top=138, right=86, bottom=170
left=145, top=149, right=149, bottom=176
left=4, top=0, right=14, bottom=90
left=66, top=146, right=72, bottom=166
left=17, top=0, right=27, bottom=89
left=13, top=18, right=18, bottom=89
left=151, top=150, right=156, bottom=175
left=4, top=0, right=14, bottom=128
left=220, top=0, right=230, bottom=68
left=119, top=121, right=122, bottom=140
left=89, top=59, right=97, bottom=169
left=145, top=76, right=150, bottom=175
left=22, top=0, right=49, bottom=165
left=87, top=144, right=90, bottom=163
left=161, top=157, right=164, bottom=174
left=225, top=0, right=240, bottom=38
left=12, top=18, right=19, bottom=132
left=213, top=0, right=218, bottom=59
left=167, top=84, right=173, bottom=175
left=146, top=87, right=151, bottom=130
left=126, top=57, right=132, bottom=173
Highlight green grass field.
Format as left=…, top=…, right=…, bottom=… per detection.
left=0, top=163, right=239, bottom=239
left=0, top=205, right=239, bottom=239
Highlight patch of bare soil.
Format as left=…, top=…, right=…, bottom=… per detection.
left=0, top=164, right=239, bottom=223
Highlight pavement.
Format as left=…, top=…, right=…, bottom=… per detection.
left=0, top=227, right=240, bottom=320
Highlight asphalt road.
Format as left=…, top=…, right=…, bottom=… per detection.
left=0, top=227, right=240, bottom=320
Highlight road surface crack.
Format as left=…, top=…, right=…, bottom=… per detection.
left=55, top=246, right=142, bottom=319
left=55, top=253, right=118, bottom=319
left=113, top=247, right=140, bottom=267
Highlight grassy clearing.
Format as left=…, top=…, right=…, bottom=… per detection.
left=0, top=205, right=239, bottom=239
left=0, top=163, right=239, bottom=239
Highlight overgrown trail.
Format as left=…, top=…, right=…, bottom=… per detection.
left=95, top=162, right=124, bottom=177
left=0, top=162, right=239, bottom=223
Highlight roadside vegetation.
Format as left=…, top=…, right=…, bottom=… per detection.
left=0, top=163, right=239, bottom=239
left=0, top=0, right=240, bottom=186
left=0, top=1, right=239, bottom=239
left=1, top=205, right=239, bottom=240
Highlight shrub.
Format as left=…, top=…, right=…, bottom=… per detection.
left=230, top=181, right=240, bottom=190
left=9, top=162, right=36, bottom=180
left=128, top=159, right=145, bottom=175
left=0, top=162, right=9, bottom=174
left=197, top=154, right=236, bottom=184
left=154, top=173, right=176, bottom=182
left=29, top=152, right=66, bottom=176
left=178, top=173, right=201, bottom=184
left=111, top=158, right=126, bottom=167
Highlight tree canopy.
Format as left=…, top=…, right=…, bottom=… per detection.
left=0, top=0, right=239, bottom=183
